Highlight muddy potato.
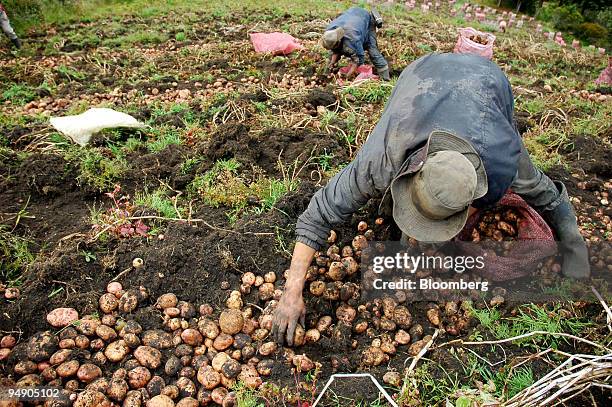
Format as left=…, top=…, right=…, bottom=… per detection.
left=74, top=390, right=110, bottom=407
left=258, top=341, right=277, bottom=356
left=128, top=366, right=151, bottom=389
left=77, top=363, right=102, bottom=383
left=86, top=377, right=109, bottom=393
left=0, top=348, right=11, bottom=362
left=197, top=319, right=219, bottom=340
left=392, top=306, right=412, bottom=328
left=105, top=340, right=130, bottom=362
left=219, top=309, right=244, bottom=335
left=353, top=319, right=368, bottom=334
left=0, top=335, right=16, bottom=348
left=253, top=276, right=264, bottom=287
left=56, top=359, right=80, bottom=378
left=213, top=333, right=233, bottom=351
left=107, top=282, right=123, bottom=296
left=323, top=282, right=341, bottom=301
left=327, top=261, right=346, bottom=281
left=41, top=366, right=58, bottom=381
left=263, top=272, right=276, bottom=283
left=212, top=352, right=231, bottom=372
left=336, top=304, right=357, bottom=324
left=124, top=333, right=141, bottom=349
left=256, top=359, right=273, bottom=376
left=176, top=397, right=198, bottom=407
left=197, top=365, right=221, bottom=390
left=75, top=335, right=90, bottom=349
left=241, top=272, right=256, bottom=286
left=119, top=290, right=141, bottom=313
left=177, top=301, right=196, bottom=319
left=59, top=338, right=75, bottom=349
left=394, top=329, right=411, bottom=345
left=164, top=308, right=180, bottom=318
left=352, top=235, right=368, bottom=251
left=99, top=293, right=119, bottom=314
left=383, top=371, right=401, bottom=387
left=199, top=304, right=213, bottom=316
left=426, top=308, right=441, bottom=326
left=27, top=331, right=59, bottom=362
left=14, top=360, right=37, bottom=375
left=258, top=283, right=275, bottom=301
left=409, top=335, right=432, bottom=356
left=222, top=392, right=237, bottom=407
left=444, top=301, right=459, bottom=316
left=241, top=345, right=256, bottom=360
left=16, top=374, right=42, bottom=388
left=342, top=257, right=359, bottom=276
left=64, top=378, right=79, bottom=391
left=362, top=346, right=386, bottom=367
left=309, top=281, right=325, bottom=296
left=47, top=308, right=79, bottom=328
left=304, top=329, right=321, bottom=343
left=210, top=387, right=228, bottom=405
left=233, top=333, right=251, bottom=349
left=221, top=358, right=242, bottom=378
left=379, top=317, right=396, bottom=331
left=196, top=388, right=212, bottom=406
left=241, top=318, right=257, bottom=335
left=123, top=390, right=144, bottom=407
left=156, top=293, right=178, bottom=310
left=147, top=376, right=166, bottom=397
left=292, top=354, right=315, bottom=372
left=409, top=324, right=424, bottom=342
left=95, top=325, right=117, bottom=342
left=107, top=378, right=129, bottom=402
left=146, top=395, right=174, bottom=407
left=190, top=354, right=209, bottom=371
left=161, top=385, right=180, bottom=400
left=238, top=364, right=262, bottom=388
left=50, top=348, right=73, bottom=365
left=142, top=330, right=173, bottom=349
left=134, top=346, right=162, bottom=369
left=250, top=328, right=268, bottom=342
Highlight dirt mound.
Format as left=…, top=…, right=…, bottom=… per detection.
left=564, top=134, right=612, bottom=178
left=304, top=88, right=336, bottom=107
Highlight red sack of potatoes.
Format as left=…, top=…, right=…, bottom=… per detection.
left=453, top=27, right=495, bottom=60
left=456, top=192, right=556, bottom=281
left=250, top=32, right=304, bottom=55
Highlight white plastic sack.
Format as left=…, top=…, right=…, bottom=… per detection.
left=50, top=108, right=145, bottom=146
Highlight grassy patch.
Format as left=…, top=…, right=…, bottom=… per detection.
left=0, top=226, right=34, bottom=284
left=1, top=84, right=37, bottom=106
left=135, top=188, right=182, bottom=218
left=65, top=147, right=127, bottom=191
left=147, top=128, right=182, bottom=153
left=343, top=80, right=396, bottom=104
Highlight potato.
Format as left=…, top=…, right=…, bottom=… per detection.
left=146, top=395, right=175, bottom=407
left=14, top=360, right=37, bottom=375
left=75, top=335, right=90, bottom=350
left=292, top=354, right=315, bottom=372
left=327, top=230, right=337, bottom=244
left=352, top=235, right=368, bottom=251
left=0, top=348, right=10, bottom=361
left=77, top=363, right=102, bottom=383
left=242, top=272, right=256, bottom=286
left=50, top=349, right=73, bottom=365
left=380, top=337, right=396, bottom=355
left=176, top=377, right=197, bottom=398
left=238, top=364, right=262, bottom=389
left=176, top=397, right=198, bottom=407
left=95, top=325, right=116, bottom=342
left=27, top=331, right=59, bottom=362
left=383, top=371, right=401, bottom=387
left=107, top=282, right=123, bottom=296
left=107, top=378, right=129, bottom=402
left=258, top=283, right=275, bottom=301
left=212, top=352, right=231, bottom=372
left=304, top=329, right=321, bottom=344
left=241, top=318, right=257, bottom=335
left=41, top=366, right=58, bottom=381
left=65, top=378, right=79, bottom=391
left=241, top=345, right=255, bottom=360
left=426, top=308, right=440, bottom=326
left=156, top=293, right=178, bottom=310
left=147, top=376, right=166, bottom=397
left=164, top=356, right=181, bottom=377
left=74, top=390, right=110, bottom=407
left=213, top=333, right=234, bottom=351
left=309, top=281, right=325, bottom=296
left=392, top=306, right=412, bottom=328
left=180, top=329, right=203, bottom=347
left=47, top=308, right=79, bottom=328
left=409, top=324, right=423, bottom=342
left=258, top=342, right=277, bottom=356
left=124, top=359, right=141, bottom=371
left=119, top=290, right=140, bottom=313
left=219, top=309, right=244, bottom=335
left=128, top=366, right=151, bottom=389
left=86, top=377, right=109, bottom=393
left=197, top=319, right=219, bottom=340
left=379, top=317, right=396, bottom=331
left=222, top=358, right=242, bottom=378
left=56, top=359, right=80, bottom=378
left=123, top=390, right=143, bottom=407
left=211, top=387, right=228, bottom=405
left=155, top=386, right=176, bottom=402
left=353, top=320, right=368, bottom=334
left=1, top=335, right=16, bottom=348
left=134, top=346, right=162, bottom=369
left=177, top=301, right=196, bottom=319
left=4, top=287, right=19, bottom=299
left=59, top=338, right=75, bottom=349
left=196, top=388, right=212, bottom=406
left=255, top=359, right=273, bottom=376
left=142, top=330, right=173, bottom=349
left=262, top=272, right=276, bottom=284
left=16, top=373, right=42, bottom=387
left=99, top=293, right=119, bottom=314
left=361, top=346, right=385, bottom=366
left=123, top=333, right=141, bottom=349
left=327, top=261, right=346, bottom=281
left=199, top=304, right=213, bottom=316
left=292, top=324, right=306, bottom=347
left=105, top=340, right=130, bottom=362
left=336, top=304, right=357, bottom=324
left=197, top=366, right=221, bottom=390
left=164, top=307, right=180, bottom=318
left=394, top=329, right=411, bottom=345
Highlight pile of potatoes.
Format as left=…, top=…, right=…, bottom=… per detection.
left=2, top=277, right=319, bottom=407
left=470, top=207, right=521, bottom=243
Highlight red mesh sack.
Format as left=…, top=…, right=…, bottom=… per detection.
left=456, top=192, right=557, bottom=281
left=453, top=27, right=495, bottom=60
left=250, top=32, right=304, bottom=55
left=338, top=64, right=379, bottom=84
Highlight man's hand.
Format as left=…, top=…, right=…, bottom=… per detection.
left=272, top=242, right=316, bottom=345
left=341, top=63, right=358, bottom=79
left=325, top=53, right=340, bottom=75
left=272, top=288, right=305, bottom=346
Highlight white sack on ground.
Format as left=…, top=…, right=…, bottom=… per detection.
left=50, top=108, right=146, bottom=146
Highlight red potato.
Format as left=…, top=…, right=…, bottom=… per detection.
left=47, top=307, right=79, bottom=327
left=0, top=335, right=16, bottom=348
left=99, top=293, right=119, bottom=314
left=56, top=359, right=80, bottom=378
left=107, top=282, right=122, bottom=296
left=181, top=329, right=203, bottom=346
left=75, top=335, right=90, bottom=349
left=77, top=363, right=102, bottom=383
left=0, top=349, right=12, bottom=361
left=73, top=390, right=110, bottom=407
left=50, top=349, right=73, bottom=365
left=128, top=366, right=152, bottom=389
left=213, top=333, right=233, bottom=351
left=134, top=346, right=163, bottom=369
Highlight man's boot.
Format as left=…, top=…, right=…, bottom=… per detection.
left=11, top=38, right=21, bottom=49
left=377, top=66, right=390, bottom=81
left=542, top=181, right=590, bottom=279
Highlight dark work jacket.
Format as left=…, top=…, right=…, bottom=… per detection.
left=326, top=7, right=372, bottom=65
left=295, top=53, right=554, bottom=250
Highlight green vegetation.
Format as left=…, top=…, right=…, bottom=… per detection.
left=0, top=226, right=34, bottom=284
left=65, top=147, right=127, bottom=191
left=135, top=188, right=182, bottom=218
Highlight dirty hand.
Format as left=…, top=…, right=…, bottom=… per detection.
left=272, top=288, right=305, bottom=346
left=342, top=63, right=358, bottom=79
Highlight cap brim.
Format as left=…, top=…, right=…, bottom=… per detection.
left=392, top=177, right=470, bottom=242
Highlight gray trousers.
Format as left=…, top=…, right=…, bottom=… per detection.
left=1, top=10, right=18, bottom=41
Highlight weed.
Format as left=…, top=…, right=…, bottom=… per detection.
left=65, top=147, right=127, bottom=191
left=56, top=65, right=86, bottom=81
left=1, top=84, right=37, bottom=105
left=343, top=80, right=395, bottom=104
left=0, top=226, right=34, bottom=284
left=135, top=188, right=182, bottom=218
left=175, top=32, right=187, bottom=41
left=81, top=250, right=96, bottom=263
left=234, top=382, right=265, bottom=407
left=147, top=128, right=182, bottom=153
left=91, top=185, right=150, bottom=239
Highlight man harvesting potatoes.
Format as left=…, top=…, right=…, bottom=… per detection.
left=321, top=6, right=390, bottom=81
left=272, top=53, right=590, bottom=345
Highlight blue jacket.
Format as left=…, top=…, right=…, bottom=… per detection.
left=295, top=53, right=561, bottom=249
left=326, top=7, right=372, bottom=65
